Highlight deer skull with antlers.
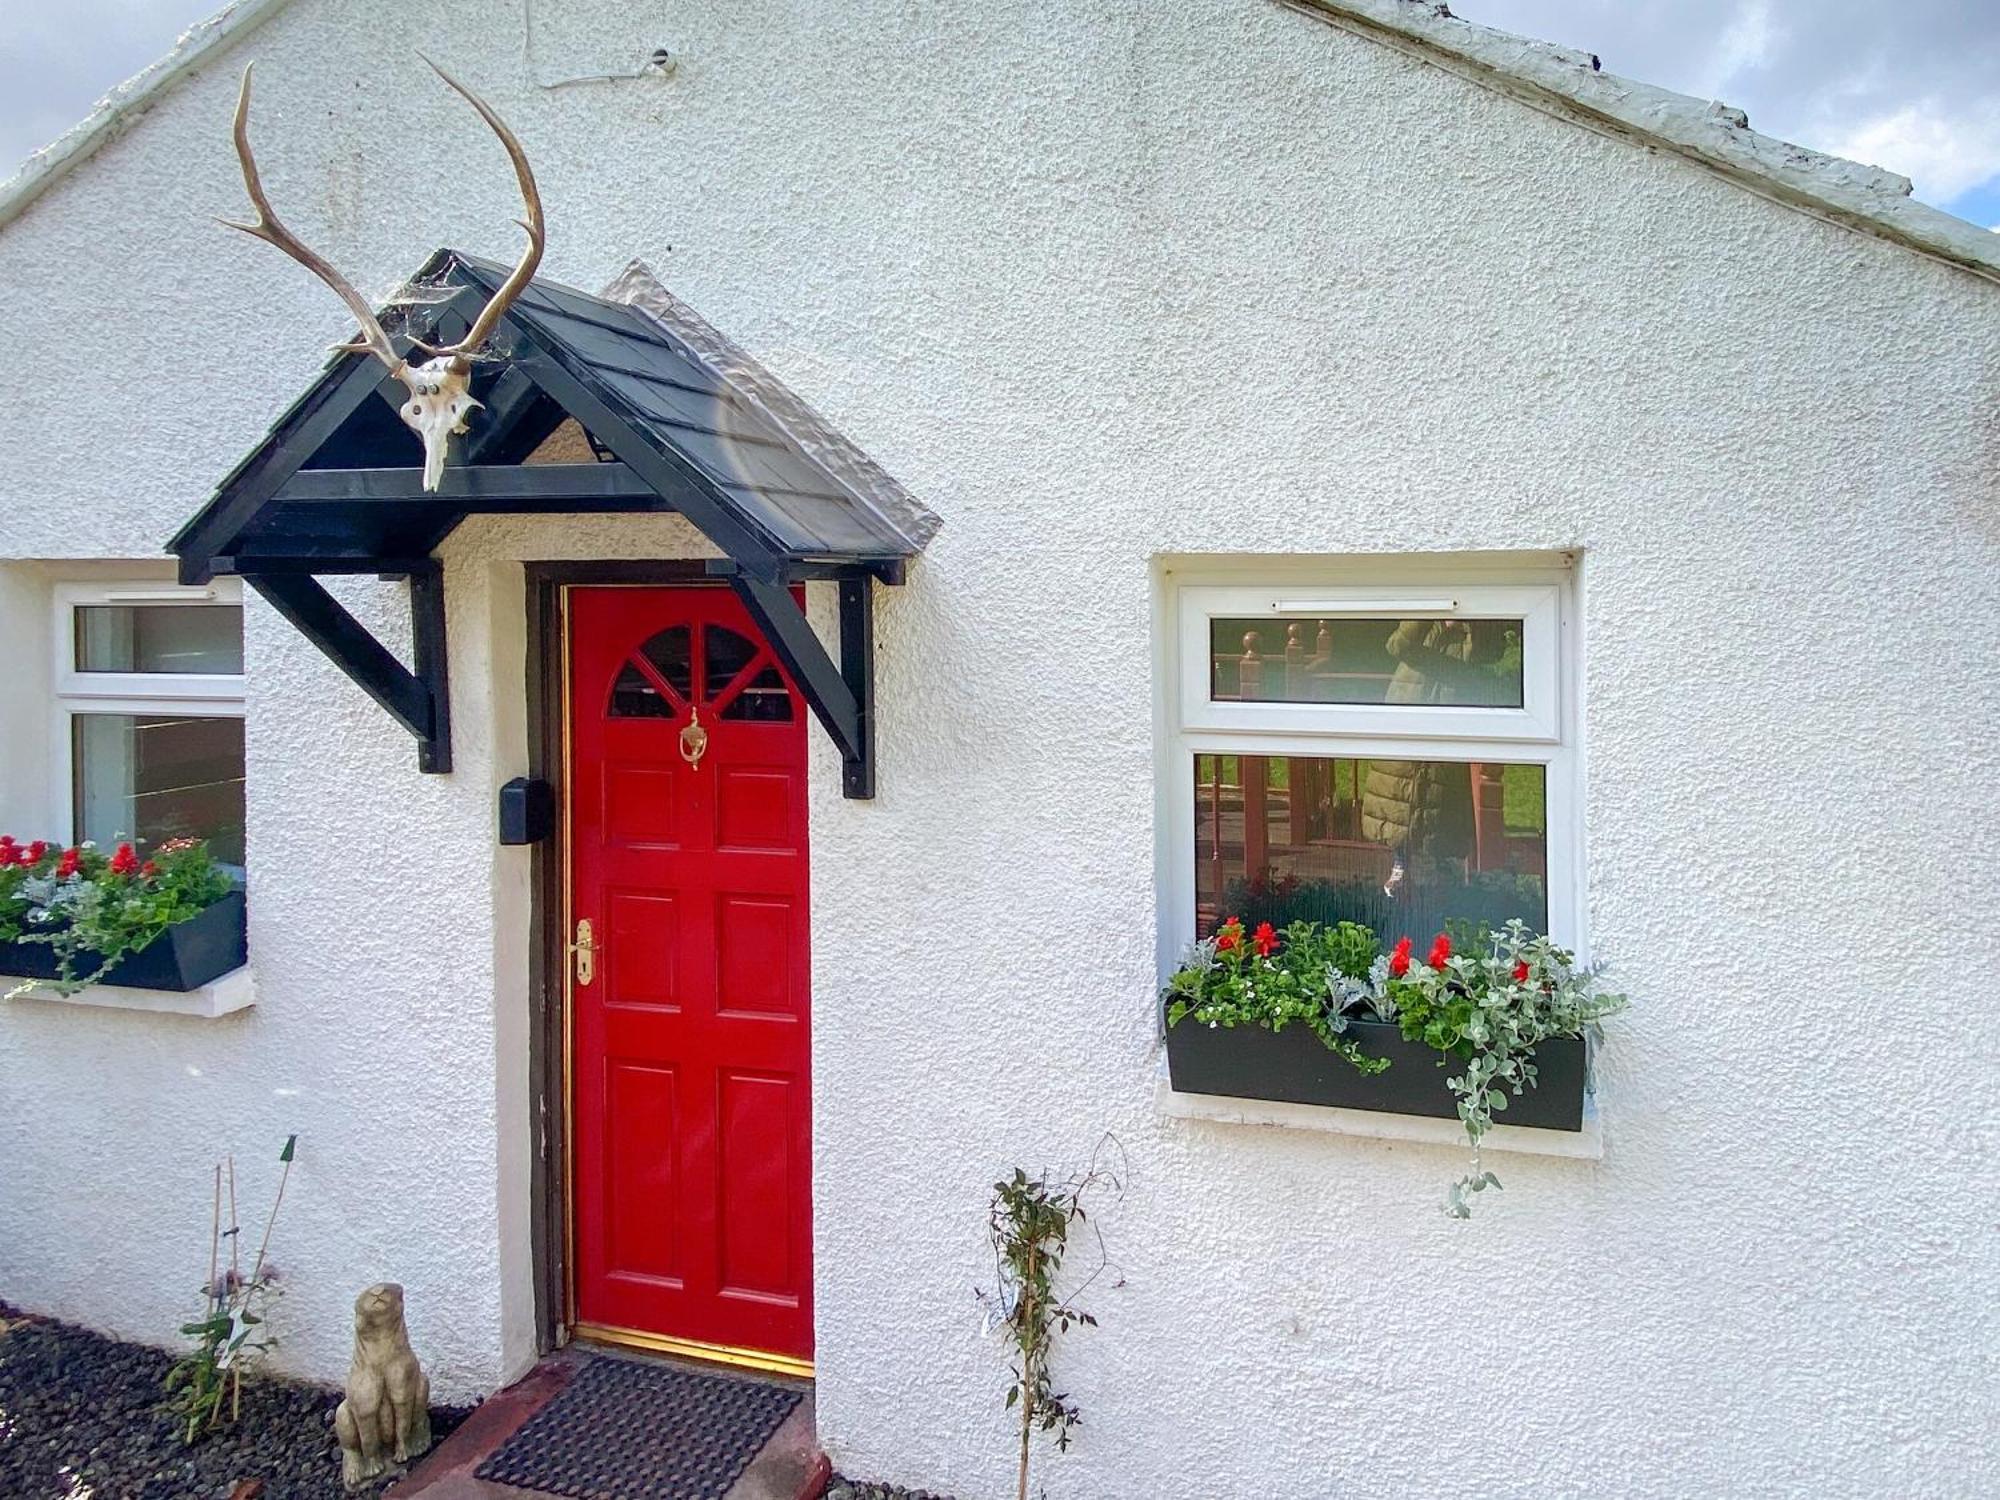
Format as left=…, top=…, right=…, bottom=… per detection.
left=222, top=58, right=545, bottom=490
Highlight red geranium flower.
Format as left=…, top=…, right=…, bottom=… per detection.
left=56, top=848, right=81, bottom=880
left=1427, top=933, right=1452, bottom=968
left=142, top=860, right=159, bottom=877
left=1512, top=959, right=1531, bottom=983
left=109, top=843, right=139, bottom=876
left=25, top=840, right=48, bottom=864
left=1215, top=916, right=1243, bottom=952
left=1252, top=921, right=1279, bottom=957
left=1388, top=936, right=1413, bottom=978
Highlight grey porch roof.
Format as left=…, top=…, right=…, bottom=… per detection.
left=170, top=250, right=937, bottom=582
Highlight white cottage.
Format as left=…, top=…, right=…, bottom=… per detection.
left=1, top=0, right=1995, bottom=1495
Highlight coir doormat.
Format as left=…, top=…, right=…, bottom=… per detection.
left=474, top=1354, right=802, bottom=1500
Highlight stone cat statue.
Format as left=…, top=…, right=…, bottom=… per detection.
left=334, top=1283, right=433, bottom=1489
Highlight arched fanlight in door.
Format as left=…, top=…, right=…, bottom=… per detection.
left=608, top=623, right=792, bottom=723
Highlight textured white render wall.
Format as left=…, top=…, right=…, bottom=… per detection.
left=0, top=565, right=55, bottom=833
left=0, top=0, right=1996, bottom=1492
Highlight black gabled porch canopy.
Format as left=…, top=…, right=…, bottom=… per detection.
left=170, top=251, right=937, bottom=797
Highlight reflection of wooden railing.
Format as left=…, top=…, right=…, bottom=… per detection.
left=1214, top=622, right=1393, bottom=702
left=1205, top=760, right=1224, bottom=909
left=1470, top=763, right=1503, bottom=873
left=1202, top=756, right=1372, bottom=914
left=1201, top=756, right=1544, bottom=917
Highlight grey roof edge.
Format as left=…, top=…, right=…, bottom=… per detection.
left=604, top=260, right=942, bottom=555
left=1280, top=0, right=2000, bottom=289
left=9, top=0, right=1990, bottom=295
left=0, top=0, right=300, bottom=234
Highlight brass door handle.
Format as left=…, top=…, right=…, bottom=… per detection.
left=571, top=917, right=597, bottom=987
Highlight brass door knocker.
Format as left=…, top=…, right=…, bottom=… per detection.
left=679, top=705, right=708, bottom=768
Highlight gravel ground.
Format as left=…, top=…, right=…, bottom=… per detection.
left=825, top=1479, right=955, bottom=1500
left=0, top=1301, right=467, bottom=1500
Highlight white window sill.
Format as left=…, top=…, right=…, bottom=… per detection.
left=7, top=965, right=255, bottom=1019
left=1154, top=1053, right=1603, bottom=1160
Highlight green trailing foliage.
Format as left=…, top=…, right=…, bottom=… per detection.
left=1382, top=921, right=1627, bottom=1217
left=1164, top=914, right=1626, bottom=1217
left=1163, top=918, right=1389, bottom=1077
left=0, top=834, right=234, bottom=996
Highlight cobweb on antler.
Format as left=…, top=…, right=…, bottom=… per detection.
left=373, top=273, right=526, bottom=362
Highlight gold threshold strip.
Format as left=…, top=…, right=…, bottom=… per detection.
left=572, top=1320, right=815, bottom=1380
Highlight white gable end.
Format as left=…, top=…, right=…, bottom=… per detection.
left=0, top=5, right=1991, bottom=1499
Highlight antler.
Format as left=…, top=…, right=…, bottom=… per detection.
left=413, top=56, right=546, bottom=365
left=219, top=63, right=406, bottom=373
left=219, top=56, right=547, bottom=492
left=221, top=58, right=545, bottom=372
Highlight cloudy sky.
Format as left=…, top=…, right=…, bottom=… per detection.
left=2, top=0, right=1997, bottom=227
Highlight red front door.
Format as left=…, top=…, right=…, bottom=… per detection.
left=567, top=584, right=812, bottom=1364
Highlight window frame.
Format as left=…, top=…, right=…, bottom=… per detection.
left=1158, top=562, right=1583, bottom=981
left=1179, top=582, right=1562, bottom=741
left=49, top=580, right=246, bottom=847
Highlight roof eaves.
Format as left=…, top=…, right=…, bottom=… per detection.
left=1280, top=0, right=2000, bottom=289
left=0, top=0, right=300, bottom=235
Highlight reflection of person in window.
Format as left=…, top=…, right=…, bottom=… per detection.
left=1362, top=620, right=1509, bottom=898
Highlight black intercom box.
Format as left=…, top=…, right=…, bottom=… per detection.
left=498, top=777, right=554, bottom=845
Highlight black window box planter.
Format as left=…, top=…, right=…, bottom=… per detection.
left=1165, top=1016, right=1588, bottom=1132
left=0, top=891, right=247, bottom=994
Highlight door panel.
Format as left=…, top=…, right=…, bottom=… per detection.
left=717, top=1070, right=798, bottom=1299
left=605, top=892, right=680, bottom=1009
left=603, top=1060, right=682, bottom=1283
left=568, top=584, right=812, bottom=1362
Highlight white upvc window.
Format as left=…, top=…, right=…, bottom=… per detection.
left=1159, top=563, right=1581, bottom=973
left=51, top=581, right=247, bottom=869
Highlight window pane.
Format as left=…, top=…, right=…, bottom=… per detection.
left=609, top=662, right=675, bottom=718
left=73, top=714, right=246, bottom=867
left=75, top=604, right=244, bottom=675
left=719, top=666, right=794, bottom=721
left=637, top=627, right=693, bottom=700
left=610, top=628, right=693, bottom=718
left=1194, top=753, right=1545, bottom=940
left=703, top=625, right=759, bottom=699
left=1210, top=617, right=1523, bottom=707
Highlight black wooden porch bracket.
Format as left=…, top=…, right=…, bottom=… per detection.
left=242, top=564, right=453, bottom=774
left=725, top=570, right=876, bottom=799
